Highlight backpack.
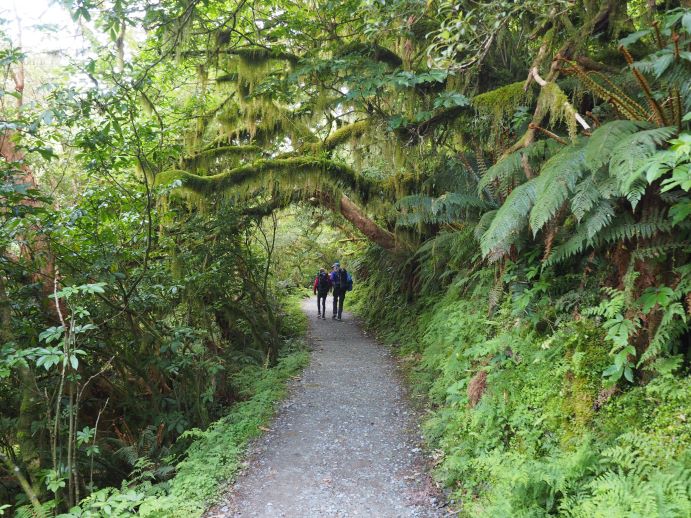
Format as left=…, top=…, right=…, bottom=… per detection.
left=317, top=272, right=330, bottom=292
left=345, top=271, right=353, bottom=292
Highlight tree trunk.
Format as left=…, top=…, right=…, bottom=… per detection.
left=338, top=194, right=398, bottom=252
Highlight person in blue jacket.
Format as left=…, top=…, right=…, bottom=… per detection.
left=329, top=262, right=352, bottom=320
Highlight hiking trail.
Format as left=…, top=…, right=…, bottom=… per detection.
left=205, top=296, right=444, bottom=518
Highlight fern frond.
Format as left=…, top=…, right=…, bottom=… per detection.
left=474, top=209, right=497, bottom=241
left=478, top=139, right=560, bottom=196
left=396, top=192, right=488, bottom=227
left=545, top=222, right=589, bottom=265
left=529, top=142, right=586, bottom=234
left=610, top=126, right=677, bottom=192
left=584, top=120, right=650, bottom=171
left=481, top=179, right=538, bottom=260
left=596, top=209, right=673, bottom=245
left=585, top=199, right=616, bottom=239
left=571, top=174, right=602, bottom=221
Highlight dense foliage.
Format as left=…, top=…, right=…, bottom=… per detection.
left=1, top=0, right=690, bottom=515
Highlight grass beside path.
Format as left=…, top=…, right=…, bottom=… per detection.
left=137, top=348, right=310, bottom=517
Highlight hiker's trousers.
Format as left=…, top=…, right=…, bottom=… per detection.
left=316, top=292, right=328, bottom=315
left=332, top=287, right=346, bottom=318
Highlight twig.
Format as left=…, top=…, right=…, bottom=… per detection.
left=90, top=397, right=109, bottom=491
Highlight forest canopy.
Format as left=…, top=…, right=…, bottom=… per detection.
left=1, top=0, right=690, bottom=516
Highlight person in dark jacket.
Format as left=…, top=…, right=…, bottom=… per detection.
left=313, top=268, right=332, bottom=319
left=330, top=262, right=349, bottom=320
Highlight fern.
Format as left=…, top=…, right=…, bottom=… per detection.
left=585, top=120, right=649, bottom=171
left=563, top=432, right=691, bottom=517
left=531, top=122, right=652, bottom=234
left=585, top=199, right=616, bottom=239
left=571, top=174, right=602, bottom=221
left=474, top=209, right=497, bottom=242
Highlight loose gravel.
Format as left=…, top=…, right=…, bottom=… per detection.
left=206, top=296, right=445, bottom=518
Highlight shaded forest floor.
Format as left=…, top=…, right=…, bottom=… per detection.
left=205, top=296, right=444, bottom=517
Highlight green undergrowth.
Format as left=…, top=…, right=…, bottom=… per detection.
left=351, top=261, right=691, bottom=517
left=56, top=304, right=309, bottom=518
left=135, top=346, right=309, bottom=517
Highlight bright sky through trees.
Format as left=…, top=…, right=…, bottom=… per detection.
left=4, top=0, right=79, bottom=54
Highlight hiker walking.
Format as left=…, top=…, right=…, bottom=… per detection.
left=330, top=262, right=352, bottom=320
left=313, top=268, right=332, bottom=319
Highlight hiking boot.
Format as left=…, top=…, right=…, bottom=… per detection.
left=337, top=316, right=342, bottom=321
left=317, top=313, right=321, bottom=318
left=322, top=315, right=326, bottom=319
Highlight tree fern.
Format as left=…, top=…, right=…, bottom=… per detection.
left=474, top=209, right=497, bottom=242
left=595, top=209, right=674, bottom=245
left=530, top=123, right=654, bottom=234
left=585, top=199, right=616, bottom=239
left=585, top=120, right=649, bottom=171
left=544, top=224, right=589, bottom=266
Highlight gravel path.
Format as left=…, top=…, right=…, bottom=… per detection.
left=206, top=296, right=444, bottom=518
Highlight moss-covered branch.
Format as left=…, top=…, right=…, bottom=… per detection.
left=157, top=157, right=403, bottom=250
left=183, top=47, right=300, bottom=66
left=397, top=105, right=469, bottom=140
left=157, top=157, right=381, bottom=203
left=322, top=120, right=369, bottom=151
left=336, top=42, right=403, bottom=67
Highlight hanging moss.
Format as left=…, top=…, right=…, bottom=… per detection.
left=472, top=81, right=534, bottom=144
left=536, top=82, right=579, bottom=141
left=473, top=81, right=532, bottom=118
left=181, top=145, right=262, bottom=171
left=233, top=48, right=299, bottom=67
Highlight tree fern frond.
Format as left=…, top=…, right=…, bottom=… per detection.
left=585, top=199, right=616, bottom=239
left=545, top=222, right=589, bottom=266
left=396, top=192, right=488, bottom=227
left=626, top=178, right=647, bottom=210
left=596, top=209, right=673, bottom=245
left=478, top=139, right=560, bottom=196
left=481, top=179, right=539, bottom=260
left=474, top=209, right=497, bottom=241
left=584, top=120, right=649, bottom=172
left=610, top=126, right=677, bottom=192
left=529, top=143, right=587, bottom=234
left=571, top=174, right=602, bottom=221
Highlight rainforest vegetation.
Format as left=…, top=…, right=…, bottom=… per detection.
left=1, top=0, right=690, bottom=515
